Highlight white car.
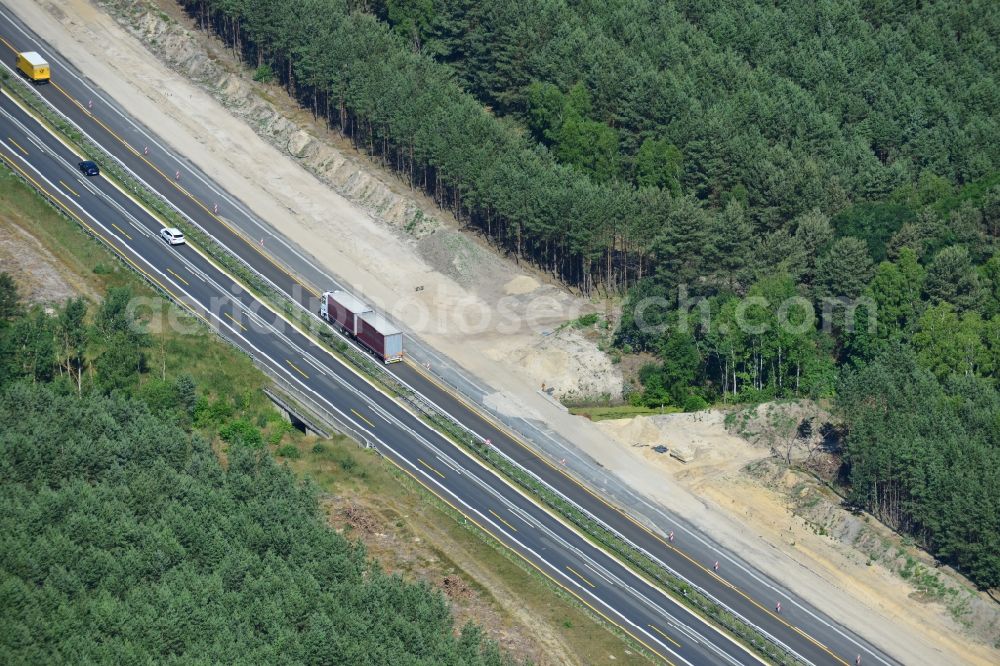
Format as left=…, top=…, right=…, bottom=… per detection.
left=160, top=227, right=185, bottom=245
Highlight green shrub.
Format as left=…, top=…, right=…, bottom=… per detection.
left=237, top=389, right=254, bottom=411
left=192, top=395, right=210, bottom=425
left=174, top=374, right=197, bottom=418
left=269, top=419, right=293, bottom=444
left=311, top=442, right=327, bottom=455
left=682, top=394, right=709, bottom=412
left=263, top=407, right=285, bottom=424
left=335, top=450, right=357, bottom=473
left=252, top=64, right=274, bottom=83
left=276, top=444, right=301, bottom=459
left=206, top=398, right=234, bottom=423
left=138, top=378, right=179, bottom=416
left=218, top=419, right=263, bottom=448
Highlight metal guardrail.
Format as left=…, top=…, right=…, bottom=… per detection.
left=4, top=69, right=804, bottom=665
left=257, top=362, right=373, bottom=450
left=261, top=386, right=329, bottom=439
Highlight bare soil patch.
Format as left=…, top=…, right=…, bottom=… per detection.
left=0, top=211, right=91, bottom=304
left=17, top=1, right=999, bottom=662
left=91, top=0, right=620, bottom=405
left=314, top=460, right=646, bottom=666
left=598, top=406, right=1000, bottom=664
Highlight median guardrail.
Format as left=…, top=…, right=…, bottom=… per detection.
left=2, top=68, right=805, bottom=666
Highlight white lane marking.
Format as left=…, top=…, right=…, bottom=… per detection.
left=302, top=355, right=329, bottom=377
left=0, top=15, right=887, bottom=664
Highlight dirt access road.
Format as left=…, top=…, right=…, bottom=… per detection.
left=13, top=1, right=997, bottom=663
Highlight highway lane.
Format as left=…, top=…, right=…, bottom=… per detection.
left=0, top=8, right=901, bottom=665
left=0, top=84, right=759, bottom=666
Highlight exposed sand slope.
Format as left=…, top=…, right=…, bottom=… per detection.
left=69, top=0, right=619, bottom=405
left=598, top=411, right=1000, bottom=665
left=16, top=1, right=998, bottom=662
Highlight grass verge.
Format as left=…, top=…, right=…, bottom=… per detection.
left=284, top=437, right=654, bottom=664
left=0, top=143, right=651, bottom=665
left=422, top=409, right=801, bottom=665
left=3, top=71, right=801, bottom=665
left=567, top=403, right=682, bottom=421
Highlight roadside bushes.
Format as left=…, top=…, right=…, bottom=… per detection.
left=218, top=418, right=263, bottom=448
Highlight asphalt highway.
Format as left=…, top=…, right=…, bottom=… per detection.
left=0, top=68, right=760, bottom=666
left=0, top=6, right=903, bottom=665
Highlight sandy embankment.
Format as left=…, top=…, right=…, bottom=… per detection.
left=15, top=1, right=999, bottom=663
left=597, top=410, right=1000, bottom=665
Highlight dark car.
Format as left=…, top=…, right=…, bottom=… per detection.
left=78, top=160, right=99, bottom=176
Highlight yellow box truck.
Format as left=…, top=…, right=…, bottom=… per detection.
left=16, top=51, right=49, bottom=83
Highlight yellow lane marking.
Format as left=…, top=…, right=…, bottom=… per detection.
left=417, top=457, right=445, bottom=479
left=405, top=359, right=848, bottom=666
left=0, top=93, right=679, bottom=664
left=792, top=625, right=813, bottom=640
left=566, top=565, right=596, bottom=589
left=286, top=359, right=309, bottom=379
left=0, top=149, right=214, bottom=336
left=351, top=408, right=375, bottom=428
left=648, top=624, right=682, bottom=649
left=59, top=179, right=79, bottom=196
left=223, top=311, right=246, bottom=331
left=382, top=456, right=678, bottom=666
left=111, top=222, right=133, bottom=240
left=489, top=508, right=518, bottom=532
left=166, top=267, right=188, bottom=285
left=7, top=137, right=27, bottom=155
left=1, top=43, right=805, bottom=664
left=45, top=77, right=321, bottom=298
